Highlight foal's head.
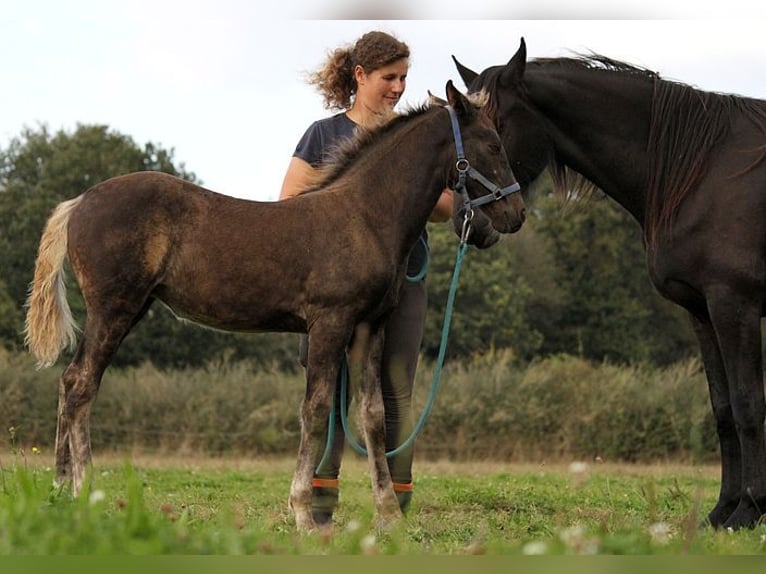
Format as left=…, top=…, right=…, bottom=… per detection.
left=439, top=80, right=526, bottom=248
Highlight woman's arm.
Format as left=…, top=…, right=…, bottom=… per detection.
left=279, top=156, right=317, bottom=200
left=429, top=188, right=454, bottom=222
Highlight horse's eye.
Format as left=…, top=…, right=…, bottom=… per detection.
left=488, top=142, right=502, bottom=154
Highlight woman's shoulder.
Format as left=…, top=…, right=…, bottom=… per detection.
left=308, top=112, right=356, bottom=134
left=295, top=112, right=357, bottom=165
left=302, top=112, right=357, bottom=145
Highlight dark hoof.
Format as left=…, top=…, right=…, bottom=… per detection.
left=722, top=506, right=762, bottom=531
left=705, top=502, right=737, bottom=529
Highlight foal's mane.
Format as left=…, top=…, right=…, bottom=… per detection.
left=303, top=103, right=434, bottom=193
left=509, top=54, right=766, bottom=247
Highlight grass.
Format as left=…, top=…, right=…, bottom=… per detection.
left=2, top=450, right=766, bottom=555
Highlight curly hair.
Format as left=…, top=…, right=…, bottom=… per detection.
left=306, top=30, right=410, bottom=110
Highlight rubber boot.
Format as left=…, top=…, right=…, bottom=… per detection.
left=393, top=481, right=413, bottom=514
left=311, top=478, right=339, bottom=525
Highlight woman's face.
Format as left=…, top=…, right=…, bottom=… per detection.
left=355, top=58, right=409, bottom=115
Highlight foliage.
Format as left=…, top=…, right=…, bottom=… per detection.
left=423, top=184, right=697, bottom=365
left=531, top=191, right=697, bottom=364
left=0, top=279, right=22, bottom=350
left=0, top=347, right=717, bottom=464
left=0, top=124, right=300, bottom=371
left=423, top=224, right=543, bottom=361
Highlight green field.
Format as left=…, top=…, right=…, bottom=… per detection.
left=2, top=451, right=765, bottom=555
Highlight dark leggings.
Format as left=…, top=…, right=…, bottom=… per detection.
left=300, top=279, right=427, bottom=494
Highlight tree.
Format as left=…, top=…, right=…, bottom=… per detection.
left=422, top=178, right=697, bottom=366
left=0, top=279, right=22, bottom=348
left=0, top=124, right=298, bottom=370
left=532, top=190, right=697, bottom=365
left=0, top=124, right=191, bottom=311
left=423, top=222, right=544, bottom=362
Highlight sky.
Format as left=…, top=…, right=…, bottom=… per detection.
left=2, top=2, right=765, bottom=202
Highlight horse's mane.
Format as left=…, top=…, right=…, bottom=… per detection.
left=531, top=54, right=660, bottom=78
left=303, top=103, right=433, bottom=193
left=520, top=54, right=766, bottom=246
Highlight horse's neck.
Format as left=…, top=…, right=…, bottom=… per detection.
left=341, top=114, right=448, bottom=249
left=528, top=67, right=654, bottom=223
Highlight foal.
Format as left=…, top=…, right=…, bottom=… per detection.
left=25, top=81, right=525, bottom=531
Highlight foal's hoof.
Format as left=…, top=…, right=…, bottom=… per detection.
left=376, top=506, right=404, bottom=529
left=295, top=517, right=335, bottom=539
left=294, top=517, right=316, bottom=533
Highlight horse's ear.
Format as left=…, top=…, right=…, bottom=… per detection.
left=445, top=80, right=472, bottom=117
left=499, top=37, right=527, bottom=88
left=428, top=89, right=447, bottom=107
left=451, top=55, right=479, bottom=88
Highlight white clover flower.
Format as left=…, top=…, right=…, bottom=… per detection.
left=522, top=540, right=548, bottom=555
left=89, top=489, right=106, bottom=505
left=560, top=524, right=599, bottom=554
left=568, top=461, right=589, bottom=474
left=560, top=524, right=586, bottom=546
left=647, top=522, right=673, bottom=545
left=345, top=519, right=361, bottom=533
left=360, top=534, right=376, bottom=552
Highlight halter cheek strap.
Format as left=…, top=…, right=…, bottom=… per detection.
left=445, top=105, right=521, bottom=212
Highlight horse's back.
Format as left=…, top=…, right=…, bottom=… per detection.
left=74, top=171, right=211, bottom=222
left=64, top=172, right=214, bottom=295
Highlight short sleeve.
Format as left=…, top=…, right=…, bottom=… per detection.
left=293, top=121, right=325, bottom=167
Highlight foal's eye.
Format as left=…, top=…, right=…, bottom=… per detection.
left=488, top=142, right=502, bottom=154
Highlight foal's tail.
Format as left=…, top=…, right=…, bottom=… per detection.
left=24, top=196, right=83, bottom=368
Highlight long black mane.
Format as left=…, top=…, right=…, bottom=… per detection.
left=496, top=54, right=766, bottom=245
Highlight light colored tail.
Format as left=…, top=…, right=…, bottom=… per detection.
left=24, top=196, right=83, bottom=368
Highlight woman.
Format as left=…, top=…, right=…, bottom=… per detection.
left=279, top=30, right=452, bottom=526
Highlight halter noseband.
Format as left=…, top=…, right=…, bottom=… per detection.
left=445, top=104, right=521, bottom=215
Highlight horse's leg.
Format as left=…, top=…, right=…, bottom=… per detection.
left=64, top=301, right=152, bottom=496
left=689, top=313, right=741, bottom=527
left=705, top=290, right=766, bottom=529
left=289, top=319, right=351, bottom=532
left=53, top=342, right=84, bottom=487
left=350, top=323, right=401, bottom=525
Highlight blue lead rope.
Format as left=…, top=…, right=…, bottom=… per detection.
left=405, top=235, right=430, bottom=283
left=316, top=238, right=470, bottom=471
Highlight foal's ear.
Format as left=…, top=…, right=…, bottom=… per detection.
left=451, top=55, right=479, bottom=88
left=499, top=37, right=527, bottom=88
left=428, top=89, right=448, bottom=107
left=445, top=80, right=473, bottom=117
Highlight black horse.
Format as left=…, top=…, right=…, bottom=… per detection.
left=454, top=39, right=766, bottom=529
left=24, top=81, right=525, bottom=532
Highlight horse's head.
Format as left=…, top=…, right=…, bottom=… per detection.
left=440, top=80, right=526, bottom=249
left=452, top=38, right=552, bottom=192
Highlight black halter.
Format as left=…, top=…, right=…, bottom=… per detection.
left=446, top=105, right=521, bottom=215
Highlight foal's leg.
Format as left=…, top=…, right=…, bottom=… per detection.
left=53, top=344, right=84, bottom=486
left=705, top=290, right=766, bottom=529
left=350, top=323, right=401, bottom=525
left=290, top=321, right=351, bottom=532
left=689, top=313, right=741, bottom=527
left=61, top=302, right=151, bottom=496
